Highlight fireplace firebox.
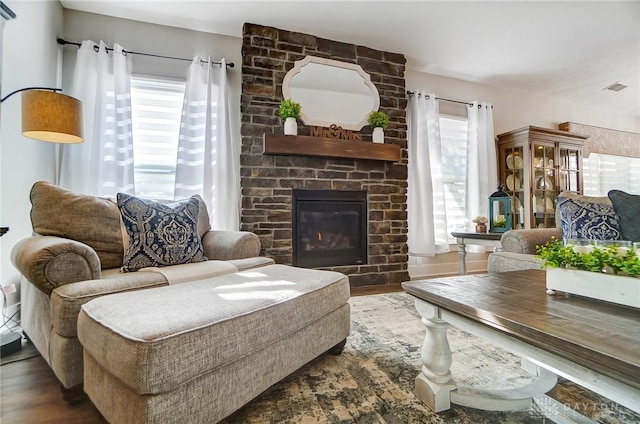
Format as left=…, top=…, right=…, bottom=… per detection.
left=292, top=190, right=367, bottom=268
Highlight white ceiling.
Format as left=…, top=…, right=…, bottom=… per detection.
left=60, top=1, right=640, bottom=119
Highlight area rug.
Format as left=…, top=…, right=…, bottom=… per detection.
left=222, top=292, right=638, bottom=424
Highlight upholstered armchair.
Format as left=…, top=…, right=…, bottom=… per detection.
left=488, top=190, right=636, bottom=273
left=10, top=181, right=272, bottom=397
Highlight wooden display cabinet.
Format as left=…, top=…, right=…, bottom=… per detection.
left=496, top=126, right=588, bottom=229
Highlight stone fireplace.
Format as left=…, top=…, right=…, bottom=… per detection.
left=240, top=23, right=409, bottom=288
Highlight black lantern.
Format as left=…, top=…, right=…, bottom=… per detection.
left=489, top=183, right=512, bottom=233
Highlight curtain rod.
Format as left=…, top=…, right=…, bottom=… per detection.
left=406, top=91, right=492, bottom=109
left=1, top=1, right=17, bottom=20
left=57, top=38, right=234, bottom=68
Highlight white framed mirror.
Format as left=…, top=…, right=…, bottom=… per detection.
left=282, top=56, right=380, bottom=131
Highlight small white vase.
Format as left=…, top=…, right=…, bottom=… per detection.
left=372, top=127, right=384, bottom=144
left=284, top=117, right=298, bottom=136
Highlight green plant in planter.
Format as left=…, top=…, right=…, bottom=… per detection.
left=536, top=237, right=640, bottom=277
left=367, top=111, right=389, bottom=129
left=493, top=217, right=507, bottom=227
left=279, top=99, right=301, bottom=120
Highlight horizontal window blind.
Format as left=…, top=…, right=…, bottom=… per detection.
left=583, top=153, right=640, bottom=196
left=130, top=75, right=186, bottom=199
left=440, top=115, right=468, bottom=243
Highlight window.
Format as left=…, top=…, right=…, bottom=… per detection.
left=583, top=153, right=640, bottom=196
left=130, top=75, right=186, bottom=199
left=440, top=115, right=469, bottom=243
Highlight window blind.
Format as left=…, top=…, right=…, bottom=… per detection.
left=130, top=75, right=186, bottom=199
left=440, top=115, right=468, bottom=243
left=583, top=153, right=640, bottom=196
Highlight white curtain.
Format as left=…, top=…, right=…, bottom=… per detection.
left=60, top=41, right=135, bottom=197
left=465, top=101, right=497, bottom=231
left=175, top=57, right=239, bottom=230
left=407, top=91, right=450, bottom=257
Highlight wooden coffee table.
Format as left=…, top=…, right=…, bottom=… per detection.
left=402, top=270, right=640, bottom=414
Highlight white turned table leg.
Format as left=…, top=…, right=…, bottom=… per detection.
left=414, top=300, right=457, bottom=412
left=457, top=239, right=467, bottom=275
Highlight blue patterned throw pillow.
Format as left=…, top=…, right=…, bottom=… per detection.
left=608, top=190, right=640, bottom=242
left=556, top=192, right=621, bottom=241
left=117, top=193, right=207, bottom=272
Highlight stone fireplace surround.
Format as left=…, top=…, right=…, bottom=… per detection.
left=240, top=23, right=409, bottom=287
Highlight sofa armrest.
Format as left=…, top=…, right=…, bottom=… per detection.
left=500, top=228, right=563, bottom=254
left=201, top=230, right=261, bottom=260
left=11, top=236, right=101, bottom=295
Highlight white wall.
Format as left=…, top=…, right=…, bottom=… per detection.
left=406, top=70, right=640, bottom=134
left=1, top=1, right=63, bottom=317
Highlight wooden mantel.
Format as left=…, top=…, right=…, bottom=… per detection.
left=263, top=133, right=402, bottom=162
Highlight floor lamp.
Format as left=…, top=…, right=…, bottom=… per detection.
left=1, top=87, right=84, bottom=143
left=0, top=87, right=83, bottom=356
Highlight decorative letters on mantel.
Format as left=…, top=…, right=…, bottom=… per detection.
left=310, top=125, right=362, bottom=141
left=559, top=122, right=640, bottom=158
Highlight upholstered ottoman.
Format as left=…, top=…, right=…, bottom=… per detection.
left=77, top=264, right=350, bottom=424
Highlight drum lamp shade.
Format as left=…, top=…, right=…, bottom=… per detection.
left=21, top=90, right=83, bottom=143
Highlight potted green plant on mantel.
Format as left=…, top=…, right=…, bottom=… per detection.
left=536, top=238, right=640, bottom=308
left=367, top=111, right=389, bottom=144
left=279, top=98, right=301, bottom=136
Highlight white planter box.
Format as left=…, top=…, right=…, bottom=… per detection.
left=546, top=268, right=640, bottom=308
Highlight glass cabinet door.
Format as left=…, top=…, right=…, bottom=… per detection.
left=532, top=142, right=556, bottom=228
left=500, top=145, right=525, bottom=229
left=559, top=146, right=582, bottom=193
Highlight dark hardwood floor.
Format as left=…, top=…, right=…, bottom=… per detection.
left=0, top=285, right=401, bottom=424
left=1, top=349, right=107, bottom=424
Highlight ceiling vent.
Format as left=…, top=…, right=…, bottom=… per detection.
left=604, top=82, right=628, bottom=92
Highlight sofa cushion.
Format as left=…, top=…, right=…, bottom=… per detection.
left=608, top=190, right=640, bottom=242
left=192, top=195, right=212, bottom=239
left=78, top=264, right=350, bottom=394
left=50, top=271, right=168, bottom=337
left=227, top=256, right=275, bottom=271
left=30, top=181, right=125, bottom=269
left=556, top=192, right=621, bottom=241
left=138, top=260, right=238, bottom=285
left=118, top=194, right=207, bottom=272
